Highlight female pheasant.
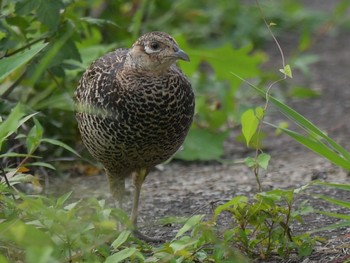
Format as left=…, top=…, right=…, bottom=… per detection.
left=74, top=32, right=194, bottom=241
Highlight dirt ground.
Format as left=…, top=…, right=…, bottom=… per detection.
left=49, top=3, right=350, bottom=263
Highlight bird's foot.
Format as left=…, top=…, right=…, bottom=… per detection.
left=132, top=229, right=163, bottom=243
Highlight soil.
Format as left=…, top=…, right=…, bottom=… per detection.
left=48, top=3, right=350, bottom=262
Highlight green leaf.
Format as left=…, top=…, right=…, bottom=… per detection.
left=175, top=215, right=204, bottom=239
left=0, top=220, right=52, bottom=247
left=0, top=254, right=10, bottom=263
left=247, top=84, right=350, bottom=167
left=0, top=104, right=37, bottom=150
left=15, top=0, right=40, bottom=15
left=214, top=196, right=248, bottom=220
left=40, top=138, right=80, bottom=157
left=111, top=230, right=131, bottom=249
left=55, top=192, right=72, bottom=208
left=175, top=128, right=228, bottom=161
left=279, top=64, right=293, bottom=78
left=314, top=181, right=350, bottom=191
left=257, top=153, right=270, bottom=170
left=277, top=127, right=350, bottom=170
left=27, top=162, right=56, bottom=170
left=315, top=210, right=350, bottom=221
left=26, top=246, right=53, bottom=263
left=241, top=109, right=259, bottom=146
left=26, top=118, right=43, bottom=154
left=0, top=42, right=47, bottom=82
left=36, top=0, right=64, bottom=29
left=315, top=195, right=350, bottom=209
left=177, top=37, right=264, bottom=91
left=104, top=247, right=137, bottom=263
left=244, top=156, right=256, bottom=168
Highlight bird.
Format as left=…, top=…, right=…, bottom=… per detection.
left=74, top=31, right=195, bottom=241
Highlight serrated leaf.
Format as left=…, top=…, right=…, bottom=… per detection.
left=0, top=42, right=47, bottom=82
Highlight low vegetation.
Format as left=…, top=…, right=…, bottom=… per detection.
left=1, top=0, right=350, bottom=262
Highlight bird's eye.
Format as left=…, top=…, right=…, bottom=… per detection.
left=150, top=42, right=160, bottom=50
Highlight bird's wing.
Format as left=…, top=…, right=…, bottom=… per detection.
left=74, top=48, right=128, bottom=116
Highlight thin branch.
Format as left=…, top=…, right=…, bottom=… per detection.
left=0, top=162, right=16, bottom=200
left=2, top=36, right=47, bottom=58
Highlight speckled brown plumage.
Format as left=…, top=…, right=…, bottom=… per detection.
left=74, top=32, right=194, bottom=240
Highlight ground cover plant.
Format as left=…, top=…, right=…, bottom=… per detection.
left=1, top=0, right=350, bottom=262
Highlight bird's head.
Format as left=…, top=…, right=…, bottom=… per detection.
left=125, top=31, right=190, bottom=73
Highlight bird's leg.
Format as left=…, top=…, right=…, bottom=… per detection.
left=106, top=171, right=125, bottom=209
left=131, top=168, right=147, bottom=227
left=131, top=169, right=162, bottom=242
left=106, top=170, right=126, bottom=230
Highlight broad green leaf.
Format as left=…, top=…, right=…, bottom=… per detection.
left=176, top=36, right=264, bottom=91
left=36, top=0, right=64, bottom=29
left=0, top=254, right=9, bottom=263
left=40, top=138, right=80, bottom=157
left=26, top=246, right=53, bottom=263
left=244, top=157, right=256, bottom=168
left=111, top=230, right=131, bottom=249
left=0, top=220, right=52, bottom=247
left=0, top=42, right=47, bottom=82
left=175, top=128, right=228, bottom=161
left=29, top=23, right=74, bottom=85
left=257, top=153, right=271, bottom=170
left=175, top=215, right=204, bottom=239
left=15, top=0, right=40, bottom=15
left=170, top=236, right=197, bottom=254
left=241, top=109, right=259, bottom=146
left=104, top=247, right=137, bottom=263
left=214, top=196, right=248, bottom=221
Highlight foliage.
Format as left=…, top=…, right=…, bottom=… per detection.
left=311, top=182, right=350, bottom=231
left=0, top=182, right=319, bottom=262
left=1, top=1, right=350, bottom=263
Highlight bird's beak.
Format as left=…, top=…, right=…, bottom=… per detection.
left=174, top=48, right=190, bottom=62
